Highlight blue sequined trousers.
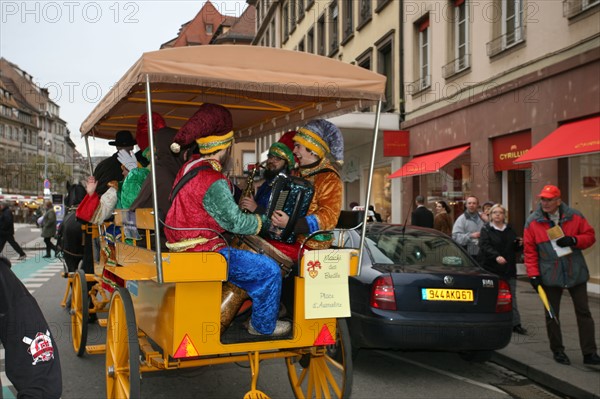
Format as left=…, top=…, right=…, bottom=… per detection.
left=218, top=248, right=282, bottom=334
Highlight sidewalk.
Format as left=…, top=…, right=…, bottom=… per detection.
left=492, top=277, right=600, bottom=398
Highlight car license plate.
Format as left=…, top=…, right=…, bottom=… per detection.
left=421, top=288, right=473, bottom=301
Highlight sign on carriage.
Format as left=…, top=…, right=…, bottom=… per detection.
left=303, top=249, right=351, bottom=319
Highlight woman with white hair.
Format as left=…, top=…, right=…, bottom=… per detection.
left=479, top=203, right=527, bottom=335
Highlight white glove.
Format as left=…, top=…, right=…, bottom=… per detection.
left=117, top=149, right=138, bottom=171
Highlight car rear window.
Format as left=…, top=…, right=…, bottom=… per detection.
left=366, top=232, right=475, bottom=268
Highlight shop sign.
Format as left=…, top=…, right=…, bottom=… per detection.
left=492, top=131, right=531, bottom=172
left=383, top=130, right=409, bottom=157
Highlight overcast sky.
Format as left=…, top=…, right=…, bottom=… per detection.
left=0, top=0, right=248, bottom=156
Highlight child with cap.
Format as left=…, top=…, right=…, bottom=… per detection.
left=164, top=103, right=290, bottom=337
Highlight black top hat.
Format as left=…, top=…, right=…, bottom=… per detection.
left=108, top=130, right=137, bottom=147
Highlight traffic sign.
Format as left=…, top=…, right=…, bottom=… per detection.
left=43, top=179, right=51, bottom=189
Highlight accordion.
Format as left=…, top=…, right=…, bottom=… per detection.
left=264, top=173, right=314, bottom=243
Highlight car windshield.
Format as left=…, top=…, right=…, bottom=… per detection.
left=365, top=231, right=474, bottom=267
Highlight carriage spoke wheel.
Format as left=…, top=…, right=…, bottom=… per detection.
left=106, top=287, right=140, bottom=399
left=286, top=319, right=353, bottom=399
left=70, top=268, right=88, bottom=356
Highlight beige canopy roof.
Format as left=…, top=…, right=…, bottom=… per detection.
left=80, top=45, right=387, bottom=141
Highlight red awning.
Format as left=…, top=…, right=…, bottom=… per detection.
left=389, top=145, right=470, bottom=178
left=514, top=116, right=600, bottom=164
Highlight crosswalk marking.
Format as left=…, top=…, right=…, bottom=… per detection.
left=21, top=278, right=50, bottom=283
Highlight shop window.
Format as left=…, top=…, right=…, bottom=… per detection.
left=422, top=151, right=472, bottom=221
left=569, top=154, right=600, bottom=283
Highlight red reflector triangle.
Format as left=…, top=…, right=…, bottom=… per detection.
left=313, top=324, right=336, bottom=346
left=174, top=334, right=199, bottom=358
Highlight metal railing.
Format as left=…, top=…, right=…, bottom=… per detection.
left=486, top=26, right=526, bottom=57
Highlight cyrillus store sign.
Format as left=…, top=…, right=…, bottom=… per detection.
left=493, top=131, right=531, bottom=172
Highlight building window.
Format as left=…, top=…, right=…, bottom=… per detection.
left=357, top=49, right=373, bottom=111
left=307, top=27, right=315, bottom=53
left=375, top=0, right=393, bottom=13
left=290, top=0, right=297, bottom=32
left=298, top=0, right=305, bottom=20
left=298, top=36, right=305, bottom=52
left=443, top=0, right=470, bottom=78
left=205, top=24, right=213, bottom=34
left=487, top=0, right=525, bottom=57
left=270, top=19, right=276, bottom=47
left=342, top=0, right=354, bottom=41
left=329, top=1, right=339, bottom=56
left=358, top=0, right=372, bottom=28
left=409, top=17, right=431, bottom=94
left=377, top=35, right=394, bottom=111
left=317, top=14, right=326, bottom=56
left=563, top=0, right=600, bottom=17
left=283, top=1, right=289, bottom=42
left=342, top=0, right=354, bottom=42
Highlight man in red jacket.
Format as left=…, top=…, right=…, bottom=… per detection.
left=524, top=184, right=599, bottom=366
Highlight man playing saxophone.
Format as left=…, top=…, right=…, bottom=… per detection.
left=239, top=131, right=297, bottom=214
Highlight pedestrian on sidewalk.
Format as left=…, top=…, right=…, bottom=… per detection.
left=524, top=184, right=600, bottom=366
left=452, top=196, right=484, bottom=256
left=41, top=201, right=57, bottom=258
left=0, top=201, right=26, bottom=261
left=0, top=255, right=62, bottom=398
left=478, top=204, right=527, bottom=335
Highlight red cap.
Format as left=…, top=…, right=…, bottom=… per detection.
left=537, top=185, right=561, bottom=198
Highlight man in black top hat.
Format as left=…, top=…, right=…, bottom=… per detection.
left=92, top=130, right=137, bottom=195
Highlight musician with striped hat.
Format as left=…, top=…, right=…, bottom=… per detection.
left=268, top=119, right=344, bottom=260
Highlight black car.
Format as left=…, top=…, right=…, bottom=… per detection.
left=335, top=223, right=513, bottom=360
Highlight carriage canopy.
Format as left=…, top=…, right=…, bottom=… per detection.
left=80, top=45, right=386, bottom=141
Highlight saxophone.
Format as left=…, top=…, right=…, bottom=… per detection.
left=240, top=161, right=264, bottom=212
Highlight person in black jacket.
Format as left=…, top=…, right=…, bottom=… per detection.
left=478, top=204, right=527, bottom=335
left=0, top=256, right=62, bottom=398
left=92, top=130, right=137, bottom=195
left=0, top=202, right=26, bottom=261
left=411, top=195, right=434, bottom=228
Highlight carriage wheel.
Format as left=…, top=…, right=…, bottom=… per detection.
left=106, top=287, right=140, bottom=399
left=70, top=268, right=88, bottom=356
left=286, top=319, right=353, bottom=399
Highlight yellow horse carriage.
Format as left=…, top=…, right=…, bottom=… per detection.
left=67, top=45, right=386, bottom=398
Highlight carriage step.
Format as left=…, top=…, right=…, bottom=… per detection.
left=86, top=344, right=106, bottom=355
left=98, top=318, right=107, bottom=327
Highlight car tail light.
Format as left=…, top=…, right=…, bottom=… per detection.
left=371, top=275, right=396, bottom=311
left=496, top=279, right=513, bottom=313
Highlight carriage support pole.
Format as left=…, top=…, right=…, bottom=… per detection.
left=357, top=100, right=383, bottom=272
left=145, top=74, right=164, bottom=284
left=84, top=136, right=93, bottom=175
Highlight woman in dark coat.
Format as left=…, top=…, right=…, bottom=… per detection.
left=433, top=200, right=453, bottom=236
left=41, top=201, right=57, bottom=258
left=478, top=203, right=526, bottom=335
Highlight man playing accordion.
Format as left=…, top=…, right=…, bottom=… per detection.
left=265, top=119, right=344, bottom=261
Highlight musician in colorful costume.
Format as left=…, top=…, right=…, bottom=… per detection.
left=164, top=103, right=290, bottom=337
left=268, top=119, right=344, bottom=260
left=240, top=131, right=297, bottom=214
